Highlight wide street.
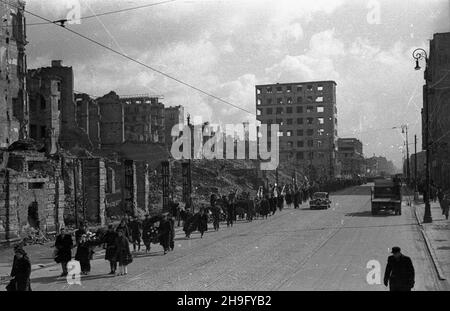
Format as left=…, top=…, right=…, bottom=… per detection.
left=25, top=184, right=449, bottom=291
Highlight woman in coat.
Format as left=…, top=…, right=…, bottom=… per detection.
left=8, top=246, right=31, bottom=291
left=75, top=234, right=93, bottom=275
left=198, top=208, right=208, bottom=238
left=115, top=229, right=132, bottom=275
left=102, top=225, right=118, bottom=274
left=54, top=227, right=73, bottom=277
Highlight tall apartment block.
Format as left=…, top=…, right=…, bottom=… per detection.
left=0, top=0, right=27, bottom=147
left=256, top=81, right=338, bottom=179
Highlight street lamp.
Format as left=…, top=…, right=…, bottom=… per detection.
left=393, top=124, right=410, bottom=184
left=412, top=47, right=432, bottom=223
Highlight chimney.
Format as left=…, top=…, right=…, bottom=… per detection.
left=51, top=60, right=63, bottom=67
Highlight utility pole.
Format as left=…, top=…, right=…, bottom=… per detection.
left=414, top=135, right=417, bottom=190
left=73, top=159, right=78, bottom=228
left=405, top=125, right=410, bottom=185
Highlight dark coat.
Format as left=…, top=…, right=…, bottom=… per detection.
left=158, top=219, right=172, bottom=250
left=260, top=198, right=270, bottom=216
left=9, top=255, right=31, bottom=291
left=384, top=254, right=415, bottom=290
left=102, top=231, right=118, bottom=261
left=115, top=236, right=132, bottom=265
left=75, top=240, right=93, bottom=263
left=129, top=220, right=142, bottom=240
left=54, top=234, right=73, bottom=263
left=198, top=214, right=208, bottom=233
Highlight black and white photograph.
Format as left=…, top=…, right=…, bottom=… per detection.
left=0, top=0, right=449, bottom=299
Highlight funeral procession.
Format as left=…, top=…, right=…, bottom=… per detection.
left=0, top=0, right=450, bottom=296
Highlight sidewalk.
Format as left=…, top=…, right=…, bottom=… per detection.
left=414, top=197, right=450, bottom=281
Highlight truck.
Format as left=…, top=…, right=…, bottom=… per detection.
left=370, top=179, right=402, bottom=215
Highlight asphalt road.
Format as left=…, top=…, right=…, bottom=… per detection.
left=25, top=184, right=450, bottom=291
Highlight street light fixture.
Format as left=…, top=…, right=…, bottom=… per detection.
left=393, top=124, right=410, bottom=184
left=412, top=47, right=432, bottom=223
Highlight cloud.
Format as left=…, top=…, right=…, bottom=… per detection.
left=265, top=29, right=343, bottom=82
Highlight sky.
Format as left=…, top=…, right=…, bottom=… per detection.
left=24, top=0, right=450, bottom=168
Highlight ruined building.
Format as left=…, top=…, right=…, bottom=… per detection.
left=256, top=81, right=339, bottom=179
left=0, top=143, right=65, bottom=242
left=75, top=93, right=101, bottom=150
left=164, top=105, right=184, bottom=150
left=121, top=94, right=165, bottom=144
left=0, top=0, right=28, bottom=147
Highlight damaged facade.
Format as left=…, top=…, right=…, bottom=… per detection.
left=0, top=148, right=65, bottom=242
left=0, top=2, right=183, bottom=243
left=0, top=0, right=28, bottom=147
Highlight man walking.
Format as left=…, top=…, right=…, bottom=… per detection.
left=383, top=246, right=415, bottom=291
left=129, top=216, right=142, bottom=252
left=54, top=227, right=73, bottom=277
left=158, top=213, right=171, bottom=255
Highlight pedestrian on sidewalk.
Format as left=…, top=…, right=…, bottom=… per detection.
left=169, top=215, right=175, bottom=251
left=75, top=234, right=93, bottom=275
left=102, top=225, right=118, bottom=274
left=129, top=216, right=142, bottom=252
left=211, top=195, right=220, bottom=231
left=226, top=195, right=234, bottom=228
left=442, top=192, right=449, bottom=220
left=383, top=246, right=415, bottom=291
left=115, top=229, right=132, bottom=276
left=158, top=213, right=172, bottom=254
left=54, top=227, right=73, bottom=277
left=6, top=245, right=31, bottom=291
left=198, top=207, right=208, bottom=238
left=142, top=214, right=154, bottom=253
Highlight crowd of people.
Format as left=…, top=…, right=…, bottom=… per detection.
left=4, top=178, right=364, bottom=291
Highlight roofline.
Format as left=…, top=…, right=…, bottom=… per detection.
left=255, top=80, right=337, bottom=88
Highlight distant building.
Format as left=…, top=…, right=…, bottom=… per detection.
left=255, top=81, right=338, bottom=179
left=75, top=93, right=101, bottom=149
left=27, top=60, right=80, bottom=150
left=120, top=95, right=165, bottom=144
left=427, top=32, right=450, bottom=190
left=0, top=0, right=27, bottom=147
left=164, top=105, right=184, bottom=149
left=365, top=155, right=396, bottom=177
left=337, top=138, right=364, bottom=177
left=97, top=91, right=125, bottom=147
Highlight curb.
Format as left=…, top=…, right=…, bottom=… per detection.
left=412, top=203, right=447, bottom=281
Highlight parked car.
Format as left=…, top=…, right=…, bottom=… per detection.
left=310, top=192, right=331, bottom=210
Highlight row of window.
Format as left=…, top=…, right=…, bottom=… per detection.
left=264, top=117, right=327, bottom=126
left=283, top=151, right=327, bottom=160
left=263, top=105, right=325, bottom=114
left=257, top=96, right=324, bottom=105
left=256, top=84, right=324, bottom=95
left=271, top=128, right=327, bottom=137
left=284, top=139, right=325, bottom=148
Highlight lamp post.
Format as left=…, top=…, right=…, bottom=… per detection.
left=413, top=48, right=432, bottom=223
left=393, top=124, right=410, bottom=184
